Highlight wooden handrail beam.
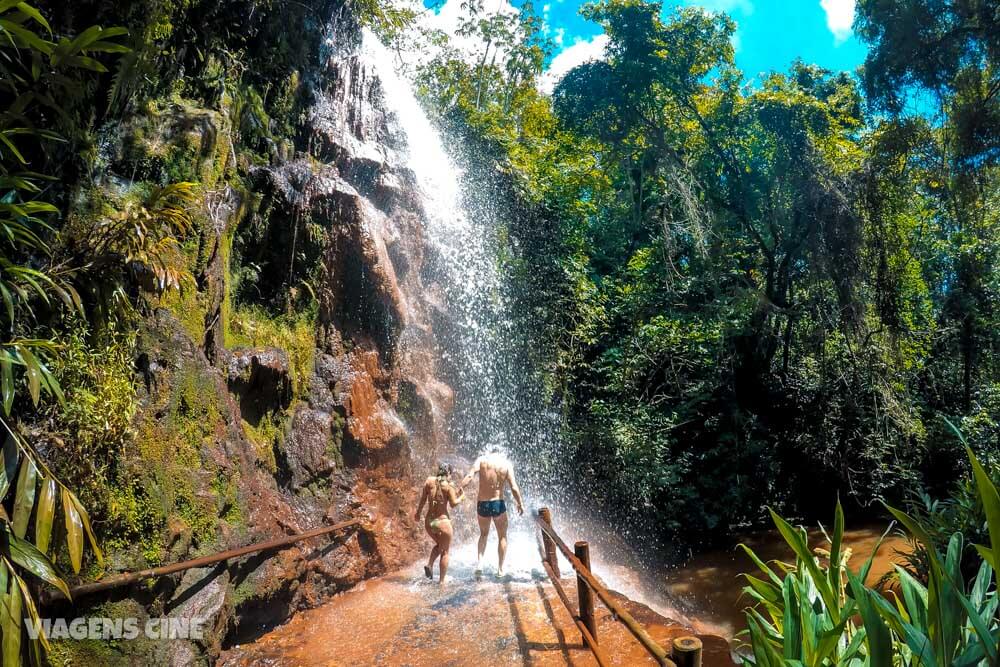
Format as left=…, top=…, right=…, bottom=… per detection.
left=535, top=511, right=675, bottom=667
left=542, top=560, right=611, bottom=667
left=42, top=518, right=365, bottom=605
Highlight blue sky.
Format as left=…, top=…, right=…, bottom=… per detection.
left=422, top=0, right=869, bottom=93
left=547, top=0, right=865, bottom=78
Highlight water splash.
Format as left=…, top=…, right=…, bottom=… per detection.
left=357, top=30, right=682, bottom=620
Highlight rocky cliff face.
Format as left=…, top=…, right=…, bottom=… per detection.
left=55, top=14, right=458, bottom=665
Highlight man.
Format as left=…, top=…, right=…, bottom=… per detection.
left=460, top=451, right=524, bottom=577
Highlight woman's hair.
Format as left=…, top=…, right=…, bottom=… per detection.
left=436, top=462, right=452, bottom=479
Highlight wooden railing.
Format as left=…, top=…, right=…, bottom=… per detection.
left=41, top=518, right=365, bottom=605
left=535, top=508, right=703, bottom=667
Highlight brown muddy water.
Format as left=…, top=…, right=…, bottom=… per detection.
left=660, top=525, right=909, bottom=638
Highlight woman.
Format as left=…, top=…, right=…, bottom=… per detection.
left=414, top=463, right=464, bottom=584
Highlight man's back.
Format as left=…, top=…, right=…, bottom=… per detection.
left=476, top=457, right=509, bottom=501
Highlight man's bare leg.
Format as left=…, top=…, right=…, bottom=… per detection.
left=495, top=512, right=509, bottom=577
left=476, top=514, right=491, bottom=575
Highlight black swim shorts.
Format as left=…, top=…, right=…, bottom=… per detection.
left=477, top=499, right=507, bottom=517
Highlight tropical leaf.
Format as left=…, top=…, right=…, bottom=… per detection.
left=10, top=457, right=34, bottom=538
left=33, top=477, right=54, bottom=554
left=4, top=529, right=69, bottom=601
left=846, top=569, right=892, bottom=667
left=62, top=487, right=83, bottom=574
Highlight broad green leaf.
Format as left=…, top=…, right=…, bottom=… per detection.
left=780, top=576, right=802, bottom=660
left=743, top=574, right=781, bottom=604
left=846, top=569, right=891, bottom=667
left=34, top=477, right=55, bottom=554
left=827, top=498, right=844, bottom=593
left=5, top=529, right=70, bottom=600
left=738, top=542, right=783, bottom=586
left=11, top=456, right=35, bottom=538
left=966, top=445, right=1000, bottom=573
left=62, top=487, right=83, bottom=574
left=894, top=565, right=928, bottom=630
left=769, top=508, right=839, bottom=622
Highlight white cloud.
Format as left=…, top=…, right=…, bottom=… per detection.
left=419, top=0, right=520, bottom=57
left=820, top=0, right=856, bottom=44
left=554, top=27, right=565, bottom=46
left=538, top=34, right=610, bottom=95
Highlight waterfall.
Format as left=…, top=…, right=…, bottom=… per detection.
left=360, top=31, right=561, bottom=487
left=354, top=32, right=679, bottom=618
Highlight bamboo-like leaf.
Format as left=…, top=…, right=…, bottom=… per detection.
left=11, top=456, right=35, bottom=538
left=0, top=435, right=18, bottom=499
left=69, top=492, right=102, bottom=564
left=33, top=477, right=54, bottom=554
left=18, top=347, right=41, bottom=405
left=62, top=487, right=83, bottom=574
left=13, top=568, right=49, bottom=652
left=0, top=357, right=12, bottom=415
left=11, top=2, right=48, bottom=32
left=5, top=528, right=70, bottom=600
left=2, top=572, right=22, bottom=667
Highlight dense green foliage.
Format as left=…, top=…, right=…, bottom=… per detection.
left=741, top=438, right=1000, bottom=666
left=414, top=0, right=1000, bottom=544
left=0, top=0, right=381, bottom=662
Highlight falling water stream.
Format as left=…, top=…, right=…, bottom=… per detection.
left=362, top=30, right=578, bottom=578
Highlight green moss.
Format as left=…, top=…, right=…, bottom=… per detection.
left=242, top=414, right=282, bottom=472
left=226, top=305, right=317, bottom=398
left=48, top=637, right=129, bottom=667
left=46, top=599, right=160, bottom=666
left=328, top=411, right=346, bottom=469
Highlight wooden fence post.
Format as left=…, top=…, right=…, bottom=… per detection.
left=575, top=541, right=597, bottom=643
left=538, top=507, right=560, bottom=577
left=672, top=636, right=702, bottom=667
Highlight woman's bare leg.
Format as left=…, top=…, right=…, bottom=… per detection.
left=437, top=521, right=453, bottom=584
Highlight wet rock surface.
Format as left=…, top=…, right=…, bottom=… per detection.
left=219, top=560, right=738, bottom=667
left=76, top=14, right=459, bottom=664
